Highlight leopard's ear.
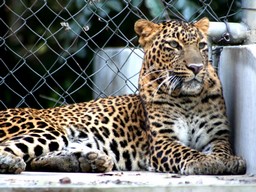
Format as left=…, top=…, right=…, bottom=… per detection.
left=134, top=19, right=161, bottom=48
left=194, top=17, right=209, bottom=35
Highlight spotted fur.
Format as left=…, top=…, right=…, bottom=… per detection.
left=0, top=18, right=246, bottom=174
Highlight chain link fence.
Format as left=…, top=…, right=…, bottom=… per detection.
left=0, top=0, right=242, bottom=110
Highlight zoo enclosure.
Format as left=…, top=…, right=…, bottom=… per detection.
left=1, top=0, right=256, bottom=175
left=0, top=0, right=244, bottom=110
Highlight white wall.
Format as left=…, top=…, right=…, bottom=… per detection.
left=93, top=48, right=143, bottom=98
left=219, top=44, right=256, bottom=174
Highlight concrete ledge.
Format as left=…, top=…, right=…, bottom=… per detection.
left=0, top=172, right=255, bottom=191
left=219, top=44, right=256, bottom=175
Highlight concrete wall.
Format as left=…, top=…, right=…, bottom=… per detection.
left=219, top=44, right=256, bottom=174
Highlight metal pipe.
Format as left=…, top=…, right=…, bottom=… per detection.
left=208, top=22, right=248, bottom=45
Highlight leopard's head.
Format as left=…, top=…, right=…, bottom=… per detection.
left=135, top=18, right=210, bottom=98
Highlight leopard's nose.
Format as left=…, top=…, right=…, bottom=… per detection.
left=187, top=63, right=203, bottom=75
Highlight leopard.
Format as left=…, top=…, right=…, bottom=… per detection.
left=0, top=17, right=246, bottom=175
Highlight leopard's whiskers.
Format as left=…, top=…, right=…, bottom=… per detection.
left=140, top=70, right=167, bottom=87
left=152, top=74, right=170, bottom=99
left=151, top=71, right=180, bottom=99
left=142, top=75, right=166, bottom=88
left=168, top=76, right=182, bottom=95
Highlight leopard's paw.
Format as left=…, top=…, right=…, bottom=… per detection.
left=79, top=151, right=114, bottom=172
left=30, top=151, right=80, bottom=172
left=0, top=152, right=26, bottom=174
left=30, top=149, right=113, bottom=173
left=224, top=156, right=246, bottom=175
left=181, top=156, right=225, bottom=175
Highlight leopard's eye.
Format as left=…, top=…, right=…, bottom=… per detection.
left=199, top=42, right=207, bottom=49
left=169, top=40, right=179, bottom=48
left=163, top=40, right=181, bottom=51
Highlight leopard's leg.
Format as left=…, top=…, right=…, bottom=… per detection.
left=149, top=138, right=225, bottom=175
left=150, top=137, right=246, bottom=175
left=30, top=136, right=114, bottom=173
left=0, top=132, right=67, bottom=174
left=0, top=150, right=26, bottom=174
left=0, top=113, right=68, bottom=174
left=203, top=140, right=246, bottom=174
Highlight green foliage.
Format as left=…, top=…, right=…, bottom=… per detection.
left=144, top=0, right=241, bottom=21
left=145, top=0, right=166, bottom=19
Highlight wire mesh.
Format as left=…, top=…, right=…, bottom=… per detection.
left=0, top=0, right=242, bottom=110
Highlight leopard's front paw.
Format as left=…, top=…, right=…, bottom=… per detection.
left=181, top=156, right=225, bottom=175
left=224, top=156, right=246, bottom=175
left=30, top=149, right=114, bottom=173
left=79, top=151, right=114, bottom=172
left=0, top=152, right=26, bottom=174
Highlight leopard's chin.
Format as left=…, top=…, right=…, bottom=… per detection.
left=180, top=79, right=204, bottom=96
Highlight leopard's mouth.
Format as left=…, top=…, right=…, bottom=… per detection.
left=166, top=71, right=205, bottom=96
left=168, top=78, right=203, bottom=96
left=184, top=72, right=205, bottom=83
left=180, top=79, right=204, bottom=95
